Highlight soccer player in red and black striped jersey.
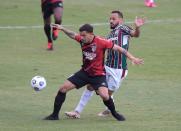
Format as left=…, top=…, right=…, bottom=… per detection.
left=64, top=11, right=145, bottom=119
left=44, top=24, right=143, bottom=121
left=41, top=0, right=63, bottom=50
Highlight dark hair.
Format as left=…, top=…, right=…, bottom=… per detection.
left=111, top=10, right=123, bottom=18
left=79, top=24, right=93, bottom=33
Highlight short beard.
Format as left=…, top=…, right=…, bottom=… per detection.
left=110, top=26, right=115, bottom=29
left=110, top=23, right=119, bottom=29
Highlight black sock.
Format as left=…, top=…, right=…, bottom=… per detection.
left=52, top=91, right=66, bottom=117
left=55, top=20, right=61, bottom=25
left=53, top=20, right=61, bottom=31
left=44, top=24, right=52, bottom=42
left=104, top=97, right=125, bottom=121
left=103, top=97, right=116, bottom=114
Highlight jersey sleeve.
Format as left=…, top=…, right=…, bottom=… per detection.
left=101, top=38, right=114, bottom=49
left=75, top=35, right=83, bottom=43
left=119, top=25, right=133, bottom=35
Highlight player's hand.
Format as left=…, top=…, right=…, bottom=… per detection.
left=134, top=16, right=146, bottom=28
left=51, top=24, right=62, bottom=30
left=131, top=57, right=144, bottom=65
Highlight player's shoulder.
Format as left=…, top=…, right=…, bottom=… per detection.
left=118, top=24, right=132, bottom=31
left=96, top=36, right=105, bottom=40
left=95, top=36, right=110, bottom=43
left=95, top=36, right=113, bottom=48
left=116, top=24, right=133, bottom=35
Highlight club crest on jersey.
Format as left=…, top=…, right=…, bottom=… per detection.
left=115, top=30, right=119, bottom=34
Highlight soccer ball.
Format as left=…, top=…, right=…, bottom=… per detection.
left=31, top=76, right=47, bottom=91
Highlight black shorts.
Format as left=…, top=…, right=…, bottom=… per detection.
left=41, top=1, right=63, bottom=19
left=67, top=70, right=108, bottom=90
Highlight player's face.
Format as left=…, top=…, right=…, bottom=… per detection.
left=109, top=13, right=123, bottom=29
left=80, top=31, right=94, bottom=43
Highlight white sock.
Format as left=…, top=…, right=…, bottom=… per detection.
left=75, top=88, right=94, bottom=113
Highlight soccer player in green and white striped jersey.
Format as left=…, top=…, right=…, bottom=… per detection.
left=65, top=11, right=145, bottom=119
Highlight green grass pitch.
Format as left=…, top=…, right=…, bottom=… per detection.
left=0, top=0, right=181, bottom=131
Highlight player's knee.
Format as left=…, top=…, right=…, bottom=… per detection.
left=59, top=86, right=68, bottom=93
left=59, top=81, right=75, bottom=93
left=100, top=94, right=109, bottom=101
left=55, top=19, right=62, bottom=25
left=108, top=90, right=114, bottom=96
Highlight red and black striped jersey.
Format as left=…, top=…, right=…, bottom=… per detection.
left=75, top=35, right=114, bottom=76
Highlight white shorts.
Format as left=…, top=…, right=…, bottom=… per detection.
left=105, top=65, right=128, bottom=92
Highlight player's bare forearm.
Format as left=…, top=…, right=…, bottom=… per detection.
left=131, top=26, right=140, bottom=37
left=120, top=48, right=135, bottom=61
left=61, top=27, right=77, bottom=39
left=112, top=45, right=132, bottom=60
left=112, top=44, right=144, bottom=65
left=51, top=24, right=77, bottom=39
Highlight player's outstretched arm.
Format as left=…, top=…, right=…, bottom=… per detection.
left=112, top=44, right=144, bottom=65
left=51, top=24, right=77, bottom=39
left=130, top=16, right=146, bottom=37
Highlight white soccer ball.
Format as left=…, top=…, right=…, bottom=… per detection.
left=31, top=76, right=47, bottom=91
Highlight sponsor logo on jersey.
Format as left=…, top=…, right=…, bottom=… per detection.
left=83, top=51, right=96, bottom=60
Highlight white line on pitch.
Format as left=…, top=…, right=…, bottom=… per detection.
left=0, top=18, right=181, bottom=30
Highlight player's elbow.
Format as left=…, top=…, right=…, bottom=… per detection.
left=135, top=34, right=140, bottom=37
left=132, top=33, right=140, bottom=38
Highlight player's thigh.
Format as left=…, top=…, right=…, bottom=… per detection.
left=105, top=66, right=120, bottom=91
left=53, top=2, right=63, bottom=20
left=41, top=2, right=53, bottom=23
left=117, top=69, right=128, bottom=87
left=67, top=70, right=88, bottom=89
left=97, top=87, right=109, bottom=101
left=53, top=7, right=63, bottom=20
left=106, top=66, right=127, bottom=92
left=59, top=80, right=76, bottom=93
left=90, top=75, right=108, bottom=90
left=89, top=75, right=109, bottom=100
